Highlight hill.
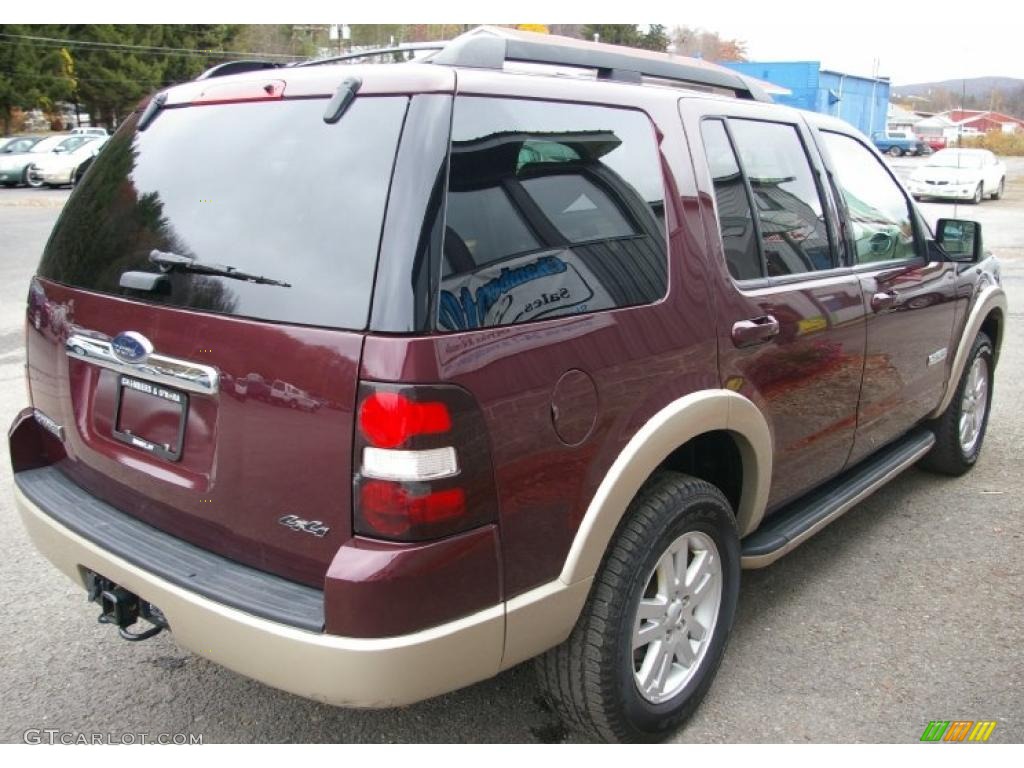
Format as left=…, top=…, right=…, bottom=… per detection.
left=892, top=76, right=1024, bottom=100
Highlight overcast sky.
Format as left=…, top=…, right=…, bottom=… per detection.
left=661, top=4, right=1023, bottom=85
left=18, top=1, right=1024, bottom=86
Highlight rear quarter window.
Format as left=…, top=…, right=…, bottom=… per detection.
left=437, top=97, right=668, bottom=331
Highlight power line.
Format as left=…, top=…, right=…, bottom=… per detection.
left=0, top=32, right=304, bottom=61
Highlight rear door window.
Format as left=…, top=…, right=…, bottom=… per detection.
left=437, top=97, right=668, bottom=331
left=700, top=119, right=762, bottom=281
left=39, top=96, right=409, bottom=329
left=726, top=119, right=837, bottom=276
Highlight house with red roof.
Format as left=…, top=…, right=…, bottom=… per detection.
left=940, top=109, right=1024, bottom=135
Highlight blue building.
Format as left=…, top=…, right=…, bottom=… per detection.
left=722, top=61, right=890, bottom=137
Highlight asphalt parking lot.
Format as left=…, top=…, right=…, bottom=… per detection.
left=0, top=162, right=1021, bottom=744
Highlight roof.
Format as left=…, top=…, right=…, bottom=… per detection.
left=942, top=109, right=1024, bottom=127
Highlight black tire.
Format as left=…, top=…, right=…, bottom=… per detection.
left=992, top=177, right=1004, bottom=200
left=888, top=146, right=903, bottom=157
left=535, top=472, right=740, bottom=742
left=920, top=331, right=994, bottom=476
left=971, top=183, right=983, bottom=205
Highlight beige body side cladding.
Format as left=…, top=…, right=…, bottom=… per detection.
left=16, top=485, right=506, bottom=708
left=17, top=389, right=773, bottom=703
left=929, top=284, right=1006, bottom=419
left=559, top=389, right=772, bottom=587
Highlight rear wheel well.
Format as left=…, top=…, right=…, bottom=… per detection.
left=656, top=430, right=743, bottom=515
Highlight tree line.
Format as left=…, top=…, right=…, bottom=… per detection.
left=0, top=24, right=748, bottom=134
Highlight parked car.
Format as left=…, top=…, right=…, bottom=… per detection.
left=0, top=135, right=44, bottom=154
left=919, top=134, right=948, bottom=152
left=270, top=379, right=323, bottom=411
left=0, top=134, right=98, bottom=187
left=28, top=136, right=108, bottom=188
left=70, top=127, right=109, bottom=137
left=872, top=130, right=922, bottom=156
left=908, top=148, right=1007, bottom=204
left=10, top=29, right=1006, bottom=743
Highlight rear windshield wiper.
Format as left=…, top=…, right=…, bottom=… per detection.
left=148, top=249, right=292, bottom=288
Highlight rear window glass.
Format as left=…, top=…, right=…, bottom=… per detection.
left=437, top=97, right=667, bottom=332
left=38, top=96, right=409, bottom=329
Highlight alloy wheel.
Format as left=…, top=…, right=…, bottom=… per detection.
left=632, top=531, right=722, bottom=704
left=959, top=356, right=989, bottom=455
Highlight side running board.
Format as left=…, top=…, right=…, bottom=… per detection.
left=741, top=428, right=936, bottom=568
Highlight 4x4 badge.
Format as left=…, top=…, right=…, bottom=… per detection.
left=277, top=515, right=330, bottom=538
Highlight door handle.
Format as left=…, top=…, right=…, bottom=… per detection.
left=871, top=291, right=896, bottom=312
left=731, top=315, right=780, bottom=348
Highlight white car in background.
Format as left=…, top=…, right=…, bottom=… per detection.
left=28, top=136, right=108, bottom=188
left=908, top=148, right=1006, bottom=204
left=70, top=127, right=109, bottom=137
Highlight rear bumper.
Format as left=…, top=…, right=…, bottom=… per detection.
left=15, top=483, right=506, bottom=708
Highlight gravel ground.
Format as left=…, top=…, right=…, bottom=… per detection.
left=0, top=163, right=1021, bottom=743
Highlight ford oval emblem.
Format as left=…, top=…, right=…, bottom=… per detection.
left=110, top=331, right=153, bottom=365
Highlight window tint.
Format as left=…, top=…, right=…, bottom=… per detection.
left=700, top=119, right=762, bottom=281
left=438, top=97, right=667, bottom=331
left=821, top=131, right=917, bottom=264
left=38, top=97, right=408, bottom=329
left=728, top=119, right=835, bottom=275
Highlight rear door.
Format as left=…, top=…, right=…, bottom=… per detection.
left=27, top=90, right=411, bottom=586
left=815, top=129, right=958, bottom=463
left=684, top=100, right=867, bottom=510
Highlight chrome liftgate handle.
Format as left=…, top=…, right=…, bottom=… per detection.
left=65, top=332, right=220, bottom=396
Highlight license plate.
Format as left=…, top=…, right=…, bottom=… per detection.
left=112, top=374, right=188, bottom=461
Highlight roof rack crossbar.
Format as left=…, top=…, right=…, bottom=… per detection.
left=430, top=34, right=771, bottom=102
left=196, top=60, right=282, bottom=81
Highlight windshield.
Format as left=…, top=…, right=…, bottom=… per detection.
left=38, top=96, right=409, bottom=329
left=928, top=150, right=984, bottom=169
left=29, top=136, right=68, bottom=153
left=55, top=136, right=95, bottom=153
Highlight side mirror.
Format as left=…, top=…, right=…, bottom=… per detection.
left=936, top=218, right=983, bottom=263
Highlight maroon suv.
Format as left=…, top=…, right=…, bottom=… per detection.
left=9, top=28, right=1006, bottom=742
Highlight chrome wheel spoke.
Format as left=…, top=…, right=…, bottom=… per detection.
left=675, top=635, right=697, bottom=667
left=687, top=614, right=707, bottom=642
left=639, top=639, right=673, bottom=696
left=657, top=557, right=678, bottom=595
left=636, top=595, right=668, bottom=623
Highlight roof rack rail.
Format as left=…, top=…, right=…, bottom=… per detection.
left=196, top=60, right=282, bottom=81
left=296, top=42, right=447, bottom=68
left=430, top=30, right=772, bottom=103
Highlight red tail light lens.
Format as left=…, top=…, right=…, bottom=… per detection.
left=360, top=482, right=466, bottom=537
left=353, top=382, right=497, bottom=542
left=358, top=392, right=451, bottom=449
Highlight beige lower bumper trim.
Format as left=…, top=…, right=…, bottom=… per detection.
left=16, top=485, right=505, bottom=708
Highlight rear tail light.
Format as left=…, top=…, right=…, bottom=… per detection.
left=353, top=382, right=497, bottom=541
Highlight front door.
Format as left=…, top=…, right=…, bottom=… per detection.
left=816, top=130, right=958, bottom=464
